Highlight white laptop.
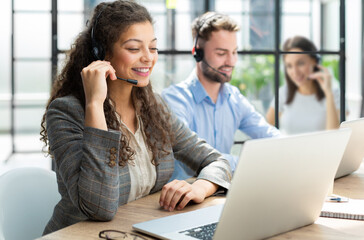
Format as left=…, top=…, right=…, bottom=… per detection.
left=133, top=129, right=351, bottom=240
left=335, top=118, right=364, bottom=179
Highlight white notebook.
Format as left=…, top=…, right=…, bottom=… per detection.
left=321, top=199, right=364, bottom=220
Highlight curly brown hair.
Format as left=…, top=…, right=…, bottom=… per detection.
left=40, top=0, right=173, bottom=166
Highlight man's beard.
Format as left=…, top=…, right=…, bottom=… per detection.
left=201, top=62, right=232, bottom=83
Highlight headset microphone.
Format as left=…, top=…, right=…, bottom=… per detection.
left=116, top=76, right=138, bottom=85
left=90, top=6, right=138, bottom=85
left=202, top=60, right=227, bottom=78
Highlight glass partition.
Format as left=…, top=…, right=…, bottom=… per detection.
left=3, top=0, right=347, bottom=159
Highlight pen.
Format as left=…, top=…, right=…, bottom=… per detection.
left=327, top=196, right=349, bottom=202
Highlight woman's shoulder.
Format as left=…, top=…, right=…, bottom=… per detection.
left=48, top=95, right=85, bottom=119
left=47, top=95, right=85, bottom=127
left=49, top=95, right=83, bottom=109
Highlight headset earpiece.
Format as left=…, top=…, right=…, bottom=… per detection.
left=90, top=6, right=106, bottom=60
left=193, top=47, right=204, bottom=63
left=91, top=38, right=105, bottom=60
left=193, top=13, right=220, bottom=63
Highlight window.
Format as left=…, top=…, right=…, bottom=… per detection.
left=3, top=0, right=351, bottom=158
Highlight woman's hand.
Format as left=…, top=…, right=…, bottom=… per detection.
left=308, top=65, right=340, bottom=129
left=308, top=65, right=333, bottom=95
left=159, top=179, right=218, bottom=211
left=81, top=60, right=117, bottom=105
left=81, top=61, right=117, bottom=130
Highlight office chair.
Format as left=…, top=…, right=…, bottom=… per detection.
left=0, top=167, right=61, bottom=240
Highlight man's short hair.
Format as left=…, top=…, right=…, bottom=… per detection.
left=191, top=12, right=240, bottom=44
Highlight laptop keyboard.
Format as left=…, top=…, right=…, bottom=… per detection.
left=179, top=222, right=218, bottom=240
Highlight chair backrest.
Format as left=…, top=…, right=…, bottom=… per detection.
left=0, top=167, right=61, bottom=240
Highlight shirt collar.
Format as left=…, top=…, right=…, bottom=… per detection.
left=188, top=71, right=209, bottom=104
left=188, top=69, right=231, bottom=104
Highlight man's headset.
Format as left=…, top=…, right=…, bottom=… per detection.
left=90, top=6, right=138, bottom=85
left=191, top=13, right=228, bottom=79
left=192, top=13, right=221, bottom=63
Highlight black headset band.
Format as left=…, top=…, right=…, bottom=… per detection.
left=90, top=5, right=108, bottom=60
left=193, top=13, right=223, bottom=62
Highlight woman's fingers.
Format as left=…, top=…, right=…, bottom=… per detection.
left=160, top=180, right=190, bottom=211
left=160, top=180, right=211, bottom=211
left=81, top=60, right=117, bottom=104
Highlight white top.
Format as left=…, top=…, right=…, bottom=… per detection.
left=118, top=115, right=156, bottom=203
left=270, top=85, right=340, bottom=135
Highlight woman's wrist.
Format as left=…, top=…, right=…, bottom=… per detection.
left=325, top=91, right=334, bottom=100
left=85, top=102, right=107, bottom=130
left=193, top=179, right=219, bottom=198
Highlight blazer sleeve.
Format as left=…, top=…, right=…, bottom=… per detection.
left=46, top=96, right=122, bottom=221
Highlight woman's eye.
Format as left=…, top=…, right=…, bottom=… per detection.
left=128, top=48, right=139, bottom=51
left=150, top=48, right=158, bottom=52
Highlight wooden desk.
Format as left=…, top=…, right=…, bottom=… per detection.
left=39, top=162, right=364, bottom=240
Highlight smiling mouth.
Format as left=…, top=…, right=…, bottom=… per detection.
left=132, top=68, right=149, bottom=73
left=218, top=66, right=234, bottom=73
left=295, top=76, right=306, bottom=82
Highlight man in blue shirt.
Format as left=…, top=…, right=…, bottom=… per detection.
left=162, top=12, right=280, bottom=180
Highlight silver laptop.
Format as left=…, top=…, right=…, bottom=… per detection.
left=133, top=129, right=351, bottom=240
left=335, top=118, right=364, bottom=179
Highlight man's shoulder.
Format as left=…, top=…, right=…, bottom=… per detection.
left=162, top=79, right=196, bottom=100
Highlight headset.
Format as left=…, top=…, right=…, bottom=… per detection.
left=192, top=13, right=228, bottom=79
left=90, top=6, right=138, bottom=85
left=192, top=32, right=204, bottom=63
left=309, top=53, right=321, bottom=72
left=91, top=6, right=106, bottom=61
left=191, top=13, right=218, bottom=63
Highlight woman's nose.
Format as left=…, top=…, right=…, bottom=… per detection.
left=141, top=49, right=153, bottom=62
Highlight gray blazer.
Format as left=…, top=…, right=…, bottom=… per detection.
left=43, top=95, right=231, bottom=235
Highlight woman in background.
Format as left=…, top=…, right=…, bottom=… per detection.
left=266, top=36, right=340, bottom=134
left=40, top=0, right=231, bottom=235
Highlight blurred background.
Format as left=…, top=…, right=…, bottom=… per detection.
left=0, top=0, right=362, bottom=173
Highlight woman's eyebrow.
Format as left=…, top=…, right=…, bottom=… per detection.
left=122, top=37, right=157, bottom=45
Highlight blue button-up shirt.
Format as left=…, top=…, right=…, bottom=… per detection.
left=162, top=70, right=280, bottom=180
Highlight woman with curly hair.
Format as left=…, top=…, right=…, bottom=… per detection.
left=40, top=0, right=231, bottom=235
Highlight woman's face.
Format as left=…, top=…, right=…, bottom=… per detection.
left=284, top=48, right=317, bottom=88
left=107, top=21, right=158, bottom=87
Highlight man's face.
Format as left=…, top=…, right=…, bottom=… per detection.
left=200, top=30, right=238, bottom=83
